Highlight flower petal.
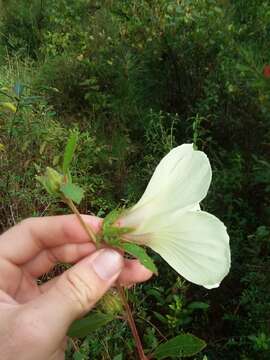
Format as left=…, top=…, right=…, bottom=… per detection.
left=121, top=144, right=212, bottom=228
left=148, top=211, right=230, bottom=288
left=134, top=144, right=194, bottom=207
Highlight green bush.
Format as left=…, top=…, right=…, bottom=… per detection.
left=0, top=1, right=269, bottom=359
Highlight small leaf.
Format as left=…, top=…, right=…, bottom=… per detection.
left=73, top=352, right=85, bottom=360
left=154, top=333, right=206, bottom=359
left=67, top=312, right=115, bottom=338
left=60, top=182, right=84, bottom=204
left=188, top=302, right=209, bottom=310
left=121, top=243, right=158, bottom=274
left=113, top=355, right=123, bottom=360
left=153, top=311, right=167, bottom=324
left=63, top=131, right=79, bottom=174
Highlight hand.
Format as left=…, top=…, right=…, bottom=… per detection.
left=0, top=215, right=152, bottom=360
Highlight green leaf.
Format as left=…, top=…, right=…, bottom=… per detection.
left=60, top=182, right=84, bottom=204
left=153, top=333, right=206, bottom=359
left=113, top=354, right=123, bottom=360
left=67, top=312, right=115, bottom=338
left=153, top=311, right=168, bottom=324
left=63, top=131, right=79, bottom=174
left=121, top=243, right=158, bottom=274
left=73, top=352, right=85, bottom=360
left=188, top=302, right=209, bottom=310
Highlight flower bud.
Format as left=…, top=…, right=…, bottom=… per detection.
left=98, top=290, right=123, bottom=315
left=37, top=167, right=63, bottom=195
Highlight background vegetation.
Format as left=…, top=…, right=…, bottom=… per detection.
left=0, top=0, right=269, bottom=359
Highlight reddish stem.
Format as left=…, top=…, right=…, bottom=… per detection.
left=67, top=206, right=146, bottom=358
left=117, top=284, right=148, bottom=360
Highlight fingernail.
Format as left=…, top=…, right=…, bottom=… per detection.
left=92, top=249, right=123, bottom=280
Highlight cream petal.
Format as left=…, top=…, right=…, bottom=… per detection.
left=121, top=145, right=211, bottom=228
left=133, top=144, right=194, bottom=208
left=148, top=211, right=230, bottom=288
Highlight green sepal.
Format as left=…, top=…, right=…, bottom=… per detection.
left=102, top=209, right=133, bottom=245
left=119, top=242, right=158, bottom=275
left=103, top=209, right=122, bottom=228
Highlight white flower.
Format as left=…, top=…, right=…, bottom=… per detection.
left=119, top=144, right=231, bottom=289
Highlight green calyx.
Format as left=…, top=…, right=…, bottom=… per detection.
left=102, top=209, right=158, bottom=274
left=102, top=208, right=133, bottom=246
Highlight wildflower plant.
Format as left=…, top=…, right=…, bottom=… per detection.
left=37, top=132, right=230, bottom=359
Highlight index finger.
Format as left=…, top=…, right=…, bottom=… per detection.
left=0, top=215, right=101, bottom=265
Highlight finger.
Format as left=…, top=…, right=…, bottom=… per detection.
left=39, top=258, right=153, bottom=293
left=118, top=259, right=153, bottom=286
left=0, top=215, right=101, bottom=265
left=23, top=249, right=123, bottom=340
left=23, top=242, right=96, bottom=278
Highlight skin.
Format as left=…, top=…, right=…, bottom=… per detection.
left=0, top=215, right=152, bottom=360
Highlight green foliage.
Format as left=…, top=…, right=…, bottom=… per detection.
left=0, top=0, right=270, bottom=359
left=0, top=0, right=46, bottom=58
left=153, top=333, right=206, bottom=359
left=68, top=313, right=115, bottom=338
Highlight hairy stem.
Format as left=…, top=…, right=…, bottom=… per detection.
left=117, top=284, right=148, bottom=360
left=64, top=198, right=97, bottom=243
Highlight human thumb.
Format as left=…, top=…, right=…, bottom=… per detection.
left=24, top=248, right=123, bottom=338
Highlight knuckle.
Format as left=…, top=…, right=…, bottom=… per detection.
left=65, top=270, right=97, bottom=312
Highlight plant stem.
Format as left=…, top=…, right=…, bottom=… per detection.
left=117, top=284, right=148, bottom=360
left=64, top=202, right=146, bottom=359
left=65, top=198, right=97, bottom=243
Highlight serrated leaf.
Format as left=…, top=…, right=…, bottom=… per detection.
left=121, top=243, right=158, bottom=274
left=153, top=333, right=206, bottom=359
left=63, top=131, right=79, bottom=174
left=67, top=312, right=115, bottom=338
left=60, top=182, right=84, bottom=204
